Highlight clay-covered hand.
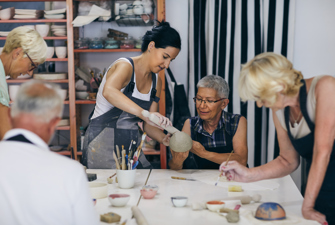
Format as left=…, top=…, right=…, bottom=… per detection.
left=170, top=148, right=189, bottom=164
left=143, top=112, right=172, bottom=129
left=162, top=133, right=172, bottom=146
left=302, top=204, right=327, bottom=225
left=219, top=160, right=250, bottom=182
left=190, top=141, right=207, bottom=158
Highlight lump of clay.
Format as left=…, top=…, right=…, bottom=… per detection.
left=169, top=131, right=193, bottom=152
left=226, top=211, right=240, bottom=223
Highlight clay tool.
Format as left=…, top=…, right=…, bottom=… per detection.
left=171, top=176, right=196, bottom=181
left=132, top=161, right=139, bottom=170
left=116, top=145, right=121, bottom=164
left=129, top=141, right=136, bottom=159
left=121, top=147, right=126, bottom=170
left=141, top=110, right=193, bottom=153
left=130, top=160, right=133, bottom=170
left=128, top=140, right=134, bottom=154
left=109, top=173, right=116, bottom=179
left=215, top=150, right=234, bottom=186
left=113, top=150, right=121, bottom=170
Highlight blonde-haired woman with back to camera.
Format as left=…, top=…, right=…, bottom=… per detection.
left=0, top=26, right=47, bottom=139
left=220, top=52, right=335, bottom=225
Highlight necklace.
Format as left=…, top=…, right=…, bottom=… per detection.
left=290, top=109, right=301, bottom=128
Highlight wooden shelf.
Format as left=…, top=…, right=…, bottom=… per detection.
left=0, top=36, right=67, bottom=41
left=56, top=151, right=71, bottom=156
left=5, top=0, right=65, bottom=1
left=74, top=49, right=141, bottom=53
left=0, top=19, right=67, bottom=23
left=6, top=79, right=68, bottom=83
left=56, top=126, right=70, bottom=130
left=143, top=149, right=161, bottom=155
left=75, top=100, right=96, bottom=104
left=76, top=151, right=82, bottom=156
left=46, top=58, right=68, bottom=61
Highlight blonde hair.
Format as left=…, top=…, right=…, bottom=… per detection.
left=3, top=26, right=47, bottom=64
left=238, top=52, right=303, bottom=106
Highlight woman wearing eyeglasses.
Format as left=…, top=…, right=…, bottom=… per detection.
left=0, top=26, right=47, bottom=139
left=168, top=75, right=248, bottom=170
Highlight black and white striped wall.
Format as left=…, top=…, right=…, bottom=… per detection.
left=188, top=0, right=297, bottom=177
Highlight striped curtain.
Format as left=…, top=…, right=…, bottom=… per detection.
left=188, top=0, right=296, bottom=170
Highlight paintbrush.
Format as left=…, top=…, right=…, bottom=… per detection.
left=116, top=145, right=121, bottom=164
left=215, top=150, right=234, bottom=186
left=121, top=145, right=126, bottom=170
left=137, top=132, right=147, bottom=158
left=113, top=150, right=120, bottom=170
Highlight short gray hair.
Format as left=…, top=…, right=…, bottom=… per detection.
left=11, top=81, right=64, bottom=123
left=197, top=75, right=229, bottom=98
left=3, top=26, right=47, bottom=64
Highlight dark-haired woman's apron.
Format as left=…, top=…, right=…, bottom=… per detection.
left=284, top=80, right=335, bottom=224
left=82, top=58, right=159, bottom=169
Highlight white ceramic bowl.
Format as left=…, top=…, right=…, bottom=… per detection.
left=75, top=79, right=88, bottom=91
left=35, top=24, right=49, bottom=37
left=88, top=182, right=108, bottom=199
left=108, top=194, right=130, bottom=207
left=0, top=7, right=15, bottom=20
left=55, top=46, right=67, bottom=58
left=56, top=89, right=67, bottom=100
left=206, top=200, right=225, bottom=212
left=76, top=91, right=89, bottom=100
left=9, top=85, right=21, bottom=101
left=46, top=47, right=54, bottom=59
left=171, top=196, right=188, bottom=207
left=23, top=25, right=35, bottom=30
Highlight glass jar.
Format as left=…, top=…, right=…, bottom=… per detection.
left=74, top=38, right=89, bottom=49
left=120, top=39, right=135, bottom=49
left=104, top=38, right=119, bottom=49
left=89, top=38, right=104, bottom=49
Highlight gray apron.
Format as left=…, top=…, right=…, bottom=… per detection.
left=82, top=58, right=159, bottom=169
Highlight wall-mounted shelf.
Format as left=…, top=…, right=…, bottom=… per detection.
left=75, top=100, right=96, bottom=104
left=6, top=79, right=69, bottom=83
left=0, top=19, right=67, bottom=23
left=0, top=36, right=67, bottom=40
left=56, top=126, right=70, bottom=130
left=45, top=58, right=68, bottom=61
left=74, top=49, right=141, bottom=53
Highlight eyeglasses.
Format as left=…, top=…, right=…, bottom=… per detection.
left=25, top=52, right=37, bottom=72
left=193, top=97, right=226, bottom=105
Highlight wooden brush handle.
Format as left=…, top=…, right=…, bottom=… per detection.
left=171, top=176, right=186, bottom=180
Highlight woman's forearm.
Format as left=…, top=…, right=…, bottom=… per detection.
left=0, top=105, right=11, bottom=139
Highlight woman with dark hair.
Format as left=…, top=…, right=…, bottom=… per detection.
left=82, top=21, right=181, bottom=169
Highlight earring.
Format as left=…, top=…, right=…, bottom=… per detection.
left=148, top=50, right=150, bottom=53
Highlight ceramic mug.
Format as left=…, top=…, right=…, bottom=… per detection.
left=46, top=46, right=55, bottom=59
left=116, top=169, right=136, bottom=189
left=55, top=46, right=67, bottom=58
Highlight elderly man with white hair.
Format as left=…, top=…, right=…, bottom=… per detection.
left=0, top=81, right=99, bottom=225
left=0, top=26, right=47, bottom=139
left=169, top=75, right=248, bottom=170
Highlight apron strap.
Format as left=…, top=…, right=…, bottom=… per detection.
left=125, top=57, right=135, bottom=94
left=150, top=72, right=160, bottom=103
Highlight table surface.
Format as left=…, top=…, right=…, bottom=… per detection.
left=87, top=169, right=318, bottom=225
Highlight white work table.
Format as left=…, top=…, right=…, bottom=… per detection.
left=87, top=169, right=318, bottom=225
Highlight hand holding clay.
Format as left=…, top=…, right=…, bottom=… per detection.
left=141, top=110, right=193, bottom=152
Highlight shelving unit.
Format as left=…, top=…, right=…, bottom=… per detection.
left=72, top=0, right=167, bottom=168
left=2, top=0, right=167, bottom=167
left=1, top=0, right=76, bottom=158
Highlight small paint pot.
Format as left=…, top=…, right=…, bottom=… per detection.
left=171, top=196, right=188, bottom=207
left=140, top=185, right=158, bottom=199
left=206, top=200, right=225, bottom=212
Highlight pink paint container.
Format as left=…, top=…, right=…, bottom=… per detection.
left=140, top=185, right=158, bottom=199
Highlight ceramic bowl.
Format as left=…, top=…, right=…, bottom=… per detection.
left=35, top=24, right=49, bottom=37
left=108, top=194, right=130, bottom=207
left=46, top=47, right=54, bottom=59
left=140, top=185, right=158, bottom=199
left=76, top=91, right=89, bottom=100
left=255, top=202, right=286, bottom=220
left=88, top=182, right=108, bottom=199
left=171, top=196, right=188, bottom=207
left=9, top=85, right=20, bottom=101
left=56, top=89, right=67, bottom=100
left=0, top=7, right=15, bottom=20
left=206, top=200, right=225, bottom=212
left=55, top=46, right=67, bottom=58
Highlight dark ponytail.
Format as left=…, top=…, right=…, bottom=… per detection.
left=141, top=20, right=181, bottom=52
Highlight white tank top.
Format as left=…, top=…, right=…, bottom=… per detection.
left=91, top=58, right=158, bottom=119
left=276, top=75, right=323, bottom=139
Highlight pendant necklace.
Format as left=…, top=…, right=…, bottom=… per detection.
left=290, top=109, right=301, bottom=128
